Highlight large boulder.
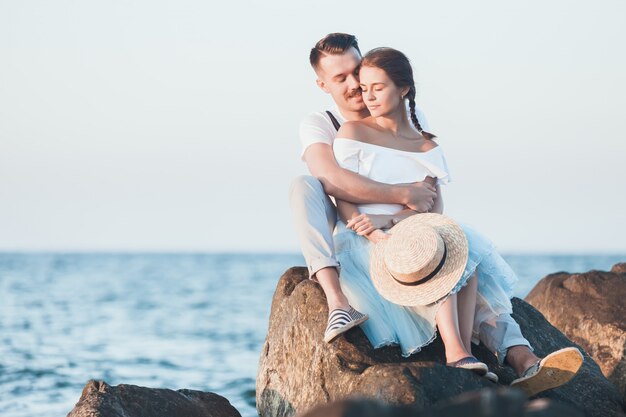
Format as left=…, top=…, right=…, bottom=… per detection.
left=67, top=380, right=241, bottom=417
left=257, top=267, right=625, bottom=417
left=525, top=263, right=626, bottom=402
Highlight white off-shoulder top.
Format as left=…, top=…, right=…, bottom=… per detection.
left=333, top=138, right=451, bottom=215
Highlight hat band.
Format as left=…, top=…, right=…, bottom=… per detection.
left=390, top=242, right=448, bottom=287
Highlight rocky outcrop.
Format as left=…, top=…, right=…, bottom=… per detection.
left=67, top=380, right=241, bottom=417
left=526, top=263, right=626, bottom=403
left=612, top=263, right=626, bottom=274
left=298, top=388, right=584, bottom=417
left=257, top=267, right=625, bottom=417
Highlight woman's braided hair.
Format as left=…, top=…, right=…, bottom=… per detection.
left=361, top=48, right=436, bottom=139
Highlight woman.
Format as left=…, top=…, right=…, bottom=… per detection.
left=332, top=47, right=517, bottom=381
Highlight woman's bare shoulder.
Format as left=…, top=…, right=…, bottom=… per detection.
left=337, top=120, right=368, bottom=140
left=337, top=117, right=380, bottom=142
left=418, top=138, right=439, bottom=151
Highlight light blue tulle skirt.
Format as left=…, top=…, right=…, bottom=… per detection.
left=334, top=221, right=518, bottom=357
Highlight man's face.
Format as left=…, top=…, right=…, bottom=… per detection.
left=315, top=47, right=366, bottom=113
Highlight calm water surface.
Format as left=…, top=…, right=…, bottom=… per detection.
left=0, top=253, right=623, bottom=417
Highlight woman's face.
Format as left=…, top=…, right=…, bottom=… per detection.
left=359, top=65, right=407, bottom=118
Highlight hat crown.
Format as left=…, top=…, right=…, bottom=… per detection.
left=384, top=225, right=446, bottom=284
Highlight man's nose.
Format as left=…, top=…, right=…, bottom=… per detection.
left=347, top=74, right=359, bottom=90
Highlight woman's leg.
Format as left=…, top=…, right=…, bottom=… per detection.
left=436, top=293, right=472, bottom=363
left=456, top=273, right=478, bottom=352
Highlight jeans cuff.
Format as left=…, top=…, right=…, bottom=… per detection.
left=498, top=339, right=534, bottom=365
left=308, top=257, right=340, bottom=281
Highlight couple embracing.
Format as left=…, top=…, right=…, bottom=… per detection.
left=289, top=33, right=582, bottom=396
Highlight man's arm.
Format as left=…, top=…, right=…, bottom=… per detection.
left=304, top=143, right=437, bottom=212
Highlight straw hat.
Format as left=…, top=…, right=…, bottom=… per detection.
left=370, top=213, right=468, bottom=306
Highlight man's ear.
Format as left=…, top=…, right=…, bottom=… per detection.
left=316, top=78, right=330, bottom=93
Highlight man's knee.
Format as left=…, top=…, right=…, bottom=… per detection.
left=289, top=175, right=325, bottom=203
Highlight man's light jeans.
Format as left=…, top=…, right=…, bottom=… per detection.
left=288, top=175, right=532, bottom=364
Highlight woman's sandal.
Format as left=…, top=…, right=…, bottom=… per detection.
left=447, top=357, right=489, bottom=376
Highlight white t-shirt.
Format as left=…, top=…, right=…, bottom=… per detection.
left=299, top=104, right=431, bottom=159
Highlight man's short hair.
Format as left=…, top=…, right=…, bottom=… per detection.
left=309, top=33, right=361, bottom=71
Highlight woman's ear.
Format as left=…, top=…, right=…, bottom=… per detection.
left=400, top=86, right=410, bottom=98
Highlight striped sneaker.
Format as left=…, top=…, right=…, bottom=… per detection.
left=323, top=306, right=368, bottom=343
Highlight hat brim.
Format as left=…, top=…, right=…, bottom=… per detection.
left=370, top=213, right=468, bottom=306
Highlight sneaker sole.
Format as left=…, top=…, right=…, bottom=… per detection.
left=457, top=362, right=489, bottom=376
left=510, top=347, right=583, bottom=397
left=323, top=314, right=368, bottom=343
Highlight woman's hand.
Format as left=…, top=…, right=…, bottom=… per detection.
left=346, top=213, right=391, bottom=236
left=365, top=229, right=390, bottom=244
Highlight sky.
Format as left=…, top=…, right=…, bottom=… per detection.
left=1, top=0, right=625, bottom=253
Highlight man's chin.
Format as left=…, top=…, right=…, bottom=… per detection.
left=346, top=97, right=366, bottom=111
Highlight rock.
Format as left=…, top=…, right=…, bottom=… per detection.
left=296, top=397, right=416, bottom=417
left=429, top=388, right=584, bottom=417
left=525, top=264, right=626, bottom=405
left=298, top=388, right=584, bottom=417
left=257, top=267, right=625, bottom=417
left=67, top=380, right=242, bottom=417
left=509, top=296, right=624, bottom=415
left=612, top=263, right=626, bottom=274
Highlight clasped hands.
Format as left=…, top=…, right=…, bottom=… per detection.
left=346, top=214, right=393, bottom=244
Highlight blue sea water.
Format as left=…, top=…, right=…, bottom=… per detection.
left=0, top=252, right=623, bottom=417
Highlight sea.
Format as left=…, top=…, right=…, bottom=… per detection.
left=0, top=252, right=623, bottom=417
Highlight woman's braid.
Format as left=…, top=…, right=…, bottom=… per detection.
left=406, top=86, right=422, bottom=133
left=407, top=86, right=436, bottom=140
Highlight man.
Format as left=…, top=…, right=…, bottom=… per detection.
left=289, top=32, right=582, bottom=396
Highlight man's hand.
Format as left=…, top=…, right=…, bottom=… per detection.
left=402, top=179, right=437, bottom=212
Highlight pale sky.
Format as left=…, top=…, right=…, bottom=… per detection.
left=1, top=0, right=625, bottom=253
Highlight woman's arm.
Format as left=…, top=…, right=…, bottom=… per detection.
left=337, top=184, right=442, bottom=243
left=336, top=199, right=393, bottom=244
left=337, top=179, right=442, bottom=234
left=336, top=199, right=361, bottom=225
